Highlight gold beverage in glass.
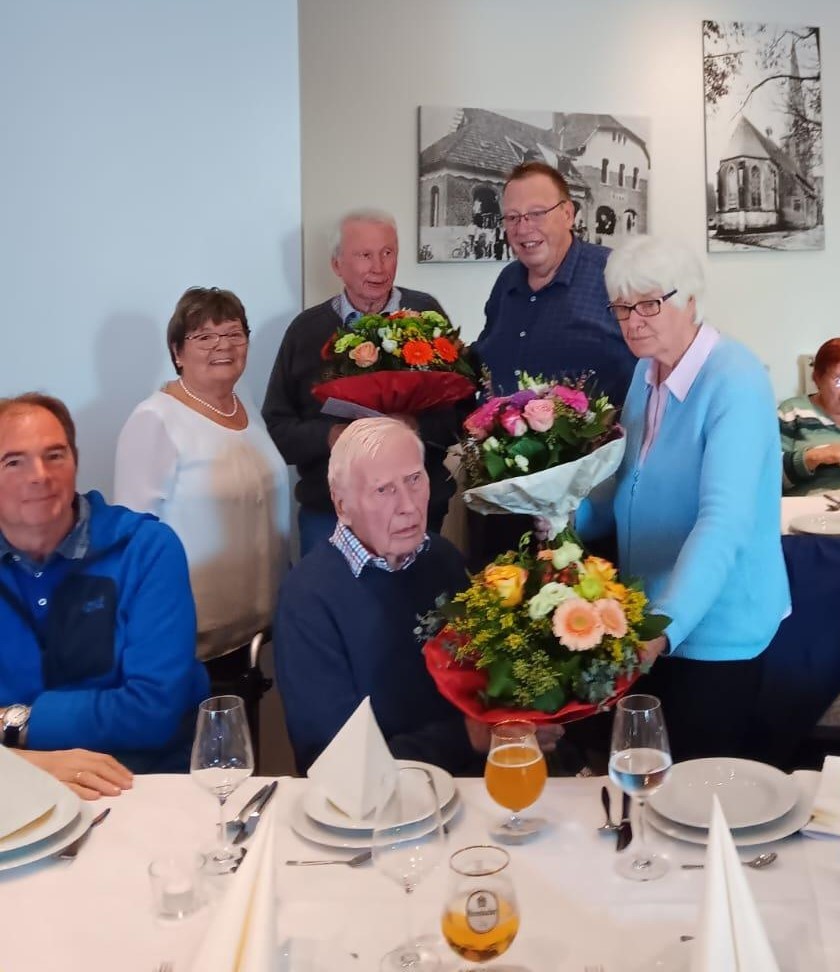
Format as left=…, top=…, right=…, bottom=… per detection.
left=484, top=720, right=547, bottom=840
left=442, top=845, right=519, bottom=965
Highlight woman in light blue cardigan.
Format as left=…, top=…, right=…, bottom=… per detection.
left=576, top=236, right=789, bottom=761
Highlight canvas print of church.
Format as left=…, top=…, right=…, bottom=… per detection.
left=418, top=107, right=650, bottom=263
left=703, top=20, right=823, bottom=252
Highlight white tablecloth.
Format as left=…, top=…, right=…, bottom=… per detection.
left=1, top=774, right=838, bottom=971
left=781, top=495, right=835, bottom=534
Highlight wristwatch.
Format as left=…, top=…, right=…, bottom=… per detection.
left=1, top=704, right=31, bottom=747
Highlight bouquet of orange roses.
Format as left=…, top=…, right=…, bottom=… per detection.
left=312, top=309, right=476, bottom=414
left=421, top=532, right=668, bottom=724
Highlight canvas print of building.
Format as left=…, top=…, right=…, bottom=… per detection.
left=703, top=21, right=823, bottom=252
left=418, top=107, right=650, bottom=263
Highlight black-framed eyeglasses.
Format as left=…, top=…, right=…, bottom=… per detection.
left=501, top=199, right=568, bottom=228
left=607, top=290, right=678, bottom=322
left=185, top=330, right=249, bottom=350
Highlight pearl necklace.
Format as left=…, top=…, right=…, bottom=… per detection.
left=178, top=378, right=239, bottom=418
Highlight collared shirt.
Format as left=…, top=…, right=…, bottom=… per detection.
left=640, top=322, right=721, bottom=462
left=335, top=287, right=403, bottom=326
left=0, top=493, right=91, bottom=576
left=329, top=520, right=429, bottom=578
left=475, top=236, right=637, bottom=405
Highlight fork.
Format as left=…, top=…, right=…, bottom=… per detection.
left=285, top=849, right=372, bottom=867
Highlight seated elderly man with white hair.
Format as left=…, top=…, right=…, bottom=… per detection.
left=273, top=417, right=481, bottom=774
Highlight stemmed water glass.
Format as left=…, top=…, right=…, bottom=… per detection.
left=484, top=720, right=547, bottom=841
left=371, top=766, right=447, bottom=971
left=608, top=693, right=672, bottom=881
left=190, top=695, right=255, bottom=875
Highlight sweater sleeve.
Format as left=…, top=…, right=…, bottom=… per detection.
left=114, top=406, right=177, bottom=516
left=778, top=404, right=816, bottom=489
left=27, top=524, right=203, bottom=752
left=658, top=367, right=781, bottom=652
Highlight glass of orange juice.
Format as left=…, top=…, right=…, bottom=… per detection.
left=442, top=845, right=519, bottom=967
left=484, top=720, right=547, bottom=841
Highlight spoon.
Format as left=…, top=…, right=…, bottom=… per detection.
left=681, top=851, right=777, bottom=870
left=598, top=785, right=619, bottom=833
left=285, top=850, right=372, bottom=867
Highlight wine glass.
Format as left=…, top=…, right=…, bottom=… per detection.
left=190, top=695, right=255, bottom=875
left=608, top=693, right=672, bottom=881
left=441, top=845, right=519, bottom=968
left=371, top=766, right=447, bottom=971
left=484, top=720, right=547, bottom=841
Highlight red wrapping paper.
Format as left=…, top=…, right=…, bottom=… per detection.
left=312, top=371, right=476, bottom=415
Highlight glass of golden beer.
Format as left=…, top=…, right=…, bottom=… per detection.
left=442, top=845, right=519, bottom=967
left=484, top=719, right=547, bottom=840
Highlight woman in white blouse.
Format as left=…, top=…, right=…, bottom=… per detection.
left=115, top=287, right=290, bottom=671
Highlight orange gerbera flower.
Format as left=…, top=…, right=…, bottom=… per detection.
left=402, top=339, right=434, bottom=366
left=433, top=337, right=458, bottom=363
left=552, top=598, right=605, bottom=651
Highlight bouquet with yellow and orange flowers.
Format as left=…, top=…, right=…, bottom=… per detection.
left=312, top=309, right=476, bottom=414
left=420, top=532, right=668, bottom=724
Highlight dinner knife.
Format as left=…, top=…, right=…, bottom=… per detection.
left=616, top=792, right=633, bottom=852
left=226, top=783, right=270, bottom=840
left=233, top=780, right=278, bottom=845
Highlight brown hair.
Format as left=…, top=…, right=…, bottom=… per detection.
left=166, top=287, right=250, bottom=374
left=505, top=161, right=570, bottom=199
left=0, top=392, right=78, bottom=463
left=813, top=338, right=840, bottom=379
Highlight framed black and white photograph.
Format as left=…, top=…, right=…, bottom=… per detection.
left=418, top=106, right=650, bottom=263
left=703, top=20, right=823, bottom=252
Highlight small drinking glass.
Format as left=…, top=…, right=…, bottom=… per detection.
left=441, top=845, right=519, bottom=967
left=372, top=766, right=447, bottom=971
left=148, top=852, right=206, bottom=919
left=484, top=720, right=547, bottom=841
left=190, top=695, right=254, bottom=874
left=608, top=693, right=672, bottom=881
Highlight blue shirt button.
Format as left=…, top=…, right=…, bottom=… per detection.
left=34, top=571, right=43, bottom=578
left=519, top=331, right=526, bottom=337
left=529, top=295, right=537, bottom=303
left=12, top=555, right=20, bottom=562
left=37, top=597, right=47, bottom=607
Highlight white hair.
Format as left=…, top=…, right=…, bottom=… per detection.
left=329, top=208, right=398, bottom=259
left=327, top=417, right=424, bottom=496
left=604, top=235, right=706, bottom=324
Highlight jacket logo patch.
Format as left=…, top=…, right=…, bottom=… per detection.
left=81, top=595, right=106, bottom=614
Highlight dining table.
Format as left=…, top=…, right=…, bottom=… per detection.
left=1, top=772, right=838, bottom=971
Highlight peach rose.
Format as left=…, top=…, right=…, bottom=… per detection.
left=594, top=598, right=628, bottom=638
left=552, top=598, right=605, bottom=651
left=522, top=398, right=555, bottom=433
left=484, top=564, right=528, bottom=608
left=348, top=341, right=379, bottom=368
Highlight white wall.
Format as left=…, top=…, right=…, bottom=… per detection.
left=1, top=0, right=301, bottom=493
left=299, top=0, right=837, bottom=399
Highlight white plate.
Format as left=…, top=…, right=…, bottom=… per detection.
left=646, top=770, right=818, bottom=846
left=0, top=785, right=80, bottom=853
left=0, top=803, right=94, bottom=872
left=291, top=791, right=460, bottom=850
left=633, top=939, right=692, bottom=972
left=649, top=758, right=798, bottom=829
left=303, top=760, right=456, bottom=834
left=789, top=511, right=840, bottom=536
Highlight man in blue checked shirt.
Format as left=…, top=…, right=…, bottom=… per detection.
left=475, top=161, right=636, bottom=407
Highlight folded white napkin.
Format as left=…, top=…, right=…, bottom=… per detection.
left=307, top=696, right=396, bottom=819
left=0, top=746, right=62, bottom=843
left=691, top=795, right=779, bottom=972
left=801, top=755, right=840, bottom=838
left=190, top=795, right=278, bottom=972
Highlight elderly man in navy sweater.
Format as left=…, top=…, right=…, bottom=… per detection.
left=273, top=417, right=485, bottom=775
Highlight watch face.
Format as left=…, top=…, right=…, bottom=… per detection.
left=4, top=705, right=29, bottom=729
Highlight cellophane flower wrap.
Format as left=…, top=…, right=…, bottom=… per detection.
left=312, top=309, right=477, bottom=414
left=461, top=374, right=624, bottom=537
left=421, top=532, right=669, bottom=724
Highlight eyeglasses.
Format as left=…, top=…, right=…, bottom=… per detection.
left=501, top=199, right=568, bottom=229
left=607, top=290, right=678, bottom=322
left=185, top=330, right=248, bottom=350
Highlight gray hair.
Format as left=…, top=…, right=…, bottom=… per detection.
left=329, top=208, right=398, bottom=260
left=604, top=235, right=706, bottom=325
left=328, top=417, right=424, bottom=497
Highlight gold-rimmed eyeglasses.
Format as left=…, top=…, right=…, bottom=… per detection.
left=501, top=199, right=568, bottom=229
left=185, top=330, right=249, bottom=350
left=607, top=290, right=678, bottom=323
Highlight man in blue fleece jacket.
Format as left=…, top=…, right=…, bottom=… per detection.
left=0, top=394, right=208, bottom=790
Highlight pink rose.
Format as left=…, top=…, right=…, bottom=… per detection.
left=523, top=398, right=555, bottom=433
left=499, top=406, right=527, bottom=437
left=464, top=399, right=501, bottom=440
left=554, top=385, right=589, bottom=414
left=348, top=341, right=379, bottom=368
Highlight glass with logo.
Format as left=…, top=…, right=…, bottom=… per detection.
left=442, top=845, right=519, bottom=967
left=484, top=719, right=547, bottom=840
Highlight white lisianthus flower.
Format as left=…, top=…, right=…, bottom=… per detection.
left=378, top=327, right=393, bottom=339
left=551, top=540, right=583, bottom=570
left=527, top=582, right=575, bottom=619
left=432, top=327, right=442, bottom=338
left=584, top=410, right=596, bottom=424
left=483, top=436, right=500, bottom=452
left=382, top=338, right=398, bottom=353
left=505, top=457, right=514, bottom=467
left=513, top=454, right=529, bottom=472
